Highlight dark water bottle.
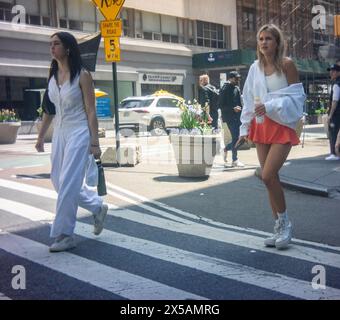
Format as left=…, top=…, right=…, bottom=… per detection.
left=96, top=160, right=107, bottom=196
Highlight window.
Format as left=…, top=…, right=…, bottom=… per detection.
left=0, top=77, right=7, bottom=101
left=0, top=1, right=13, bottom=22
left=196, top=21, right=225, bottom=48
left=69, top=19, right=82, bottom=31
left=16, top=0, right=38, bottom=15
left=156, top=98, right=179, bottom=108
left=142, top=11, right=160, bottom=33
left=59, top=18, right=67, bottom=29
left=120, top=8, right=129, bottom=36
left=243, top=9, right=256, bottom=31
left=161, top=15, right=178, bottom=43
left=28, top=14, right=40, bottom=25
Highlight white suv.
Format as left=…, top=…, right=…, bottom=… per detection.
left=118, top=92, right=184, bottom=135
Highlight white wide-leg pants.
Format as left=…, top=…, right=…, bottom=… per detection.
left=50, top=126, right=103, bottom=238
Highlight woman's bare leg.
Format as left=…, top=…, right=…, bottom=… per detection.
left=255, top=143, right=277, bottom=217
left=261, top=144, right=292, bottom=216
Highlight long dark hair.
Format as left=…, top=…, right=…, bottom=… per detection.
left=48, top=32, right=83, bottom=84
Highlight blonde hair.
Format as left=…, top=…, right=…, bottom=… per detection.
left=257, top=24, right=286, bottom=73
left=199, top=74, right=209, bottom=85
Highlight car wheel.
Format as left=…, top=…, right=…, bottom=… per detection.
left=149, top=117, right=166, bottom=136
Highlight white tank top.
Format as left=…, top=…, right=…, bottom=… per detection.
left=265, top=72, right=288, bottom=92
left=48, top=71, right=88, bottom=129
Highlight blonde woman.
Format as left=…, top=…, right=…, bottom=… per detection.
left=236, top=24, right=306, bottom=249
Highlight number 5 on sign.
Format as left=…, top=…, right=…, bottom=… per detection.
left=104, top=37, right=120, bottom=62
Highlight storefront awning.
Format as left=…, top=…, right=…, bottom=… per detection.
left=193, top=49, right=330, bottom=75
left=192, top=49, right=256, bottom=69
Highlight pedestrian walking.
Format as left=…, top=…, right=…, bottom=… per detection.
left=236, top=24, right=305, bottom=249
left=35, top=32, right=108, bottom=252
left=198, top=74, right=220, bottom=130
left=219, top=71, right=245, bottom=167
left=335, top=130, right=340, bottom=157
left=325, top=64, right=340, bottom=161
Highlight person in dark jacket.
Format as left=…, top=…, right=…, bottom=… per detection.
left=325, top=64, right=340, bottom=160
left=219, top=71, right=244, bottom=167
left=198, top=74, right=219, bottom=130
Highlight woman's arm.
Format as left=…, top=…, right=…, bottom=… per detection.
left=80, top=69, right=101, bottom=159
left=35, top=113, right=54, bottom=152
left=283, top=57, right=300, bottom=85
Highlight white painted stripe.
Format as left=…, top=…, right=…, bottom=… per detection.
left=0, top=293, right=11, bottom=300
left=0, top=233, right=207, bottom=300
left=13, top=165, right=45, bottom=169
left=0, top=178, right=57, bottom=200
left=106, top=182, right=340, bottom=252
left=1, top=179, right=340, bottom=268
left=108, top=208, right=340, bottom=269
left=1, top=198, right=339, bottom=300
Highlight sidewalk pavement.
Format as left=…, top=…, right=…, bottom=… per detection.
left=100, top=125, right=340, bottom=200
left=4, top=125, right=339, bottom=200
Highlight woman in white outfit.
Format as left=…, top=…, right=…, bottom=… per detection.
left=236, top=24, right=305, bottom=249
left=35, top=32, right=108, bottom=252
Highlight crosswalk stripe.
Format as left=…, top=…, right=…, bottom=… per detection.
left=1, top=198, right=339, bottom=300
left=0, top=178, right=57, bottom=200
left=0, top=293, right=11, bottom=300
left=106, top=182, right=340, bottom=252
left=1, top=179, right=340, bottom=268
left=0, top=233, right=207, bottom=300
left=109, top=208, right=340, bottom=269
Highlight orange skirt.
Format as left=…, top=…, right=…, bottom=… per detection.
left=248, top=116, right=300, bottom=146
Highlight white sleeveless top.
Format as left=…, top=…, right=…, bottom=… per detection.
left=48, top=71, right=88, bottom=129
left=265, top=72, right=288, bottom=93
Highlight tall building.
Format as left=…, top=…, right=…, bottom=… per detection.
left=236, top=0, right=340, bottom=60
left=0, top=0, right=237, bottom=120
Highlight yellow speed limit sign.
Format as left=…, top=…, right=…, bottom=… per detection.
left=104, top=37, right=120, bottom=62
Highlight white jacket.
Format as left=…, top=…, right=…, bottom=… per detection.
left=240, top=60, right=306, bottom=137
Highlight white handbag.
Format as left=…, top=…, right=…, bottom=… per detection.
left=85, top=154, right=98, bottom=187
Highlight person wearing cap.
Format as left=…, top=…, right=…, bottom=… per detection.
left=325, top=64, right=340, bottom=160
left=219, top=71, right=245, bottom=167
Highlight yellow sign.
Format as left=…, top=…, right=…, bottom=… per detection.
left=335, top=15, right=340, bottom=37
left=104, top=37, right=120, bottom=62
left=92, top=0, right=125, bottom=20
left=101, top=20, right=122, bottom=37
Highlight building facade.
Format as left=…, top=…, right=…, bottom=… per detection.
left=0, top=0, right=238, bottom=120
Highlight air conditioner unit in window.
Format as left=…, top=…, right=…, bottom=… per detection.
left=153, top=32, right=162, bottom=41
left=136, top=32, right=143, bottom=39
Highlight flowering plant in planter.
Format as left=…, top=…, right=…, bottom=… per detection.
left=0, top=109, right=20, bottom=122
left=175, top=100, right=212, bottom=135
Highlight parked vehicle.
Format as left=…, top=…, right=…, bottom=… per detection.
left=118, top=91, right=184, bottom=136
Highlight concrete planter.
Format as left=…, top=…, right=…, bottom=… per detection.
left=0, top=122, right=21, bottom=144
left=169, top=134, right=219, bottom=178
left=35, top=120, right=54, bottom=142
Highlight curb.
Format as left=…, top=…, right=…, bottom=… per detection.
left=254, top=167, right=329, bottom=197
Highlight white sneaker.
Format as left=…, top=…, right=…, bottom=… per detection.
left=275, top=219, right=293, bottom=250
left=223, top=151, right=228, bottom=163
left=232, top=160, right=245, bottom=167
left=94, top=203, right=108, bottom=236
left=264, top=220, right=280, bottom=247
left=49, top=236, right=76, bottom=252
left=325, top=154, right=340, bottom=161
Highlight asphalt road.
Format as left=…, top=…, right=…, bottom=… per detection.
left=0, top=130, right=339, bottom=301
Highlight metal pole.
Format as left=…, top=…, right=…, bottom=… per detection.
left=112, top=62, right=120, bottom=166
